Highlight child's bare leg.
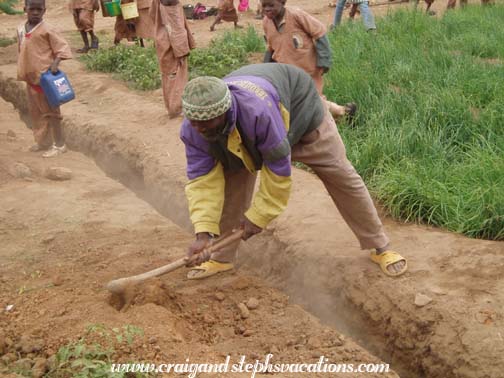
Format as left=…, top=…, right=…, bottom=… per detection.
left=77, top=31, right=90, bottom=53
left=234, top=21, right=243, bottom=29
left=89, top=31, right=99, bottom=49
left=50, top=119, right=65, bottom=148
left=42, top=119, right=67, bottom=158
left=210, top=15, right=222, bottom=31
left=349, top=3, right=358, bottom=18
left=139, top=38, right=145, bottom=47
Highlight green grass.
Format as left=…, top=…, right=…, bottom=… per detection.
left=0, top=0, right=23, bottom=15
left=0, top=37, right=16, bottom=47
left=326, top=5, right=504, bottom=240
left=80, top=26, right=265, bottom=90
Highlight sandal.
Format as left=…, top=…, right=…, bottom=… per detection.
left=77, top=46, right=90, bottom=54
left=187, top=260, right=234, bottom=280
left=370, top=250, right=408, bottom=277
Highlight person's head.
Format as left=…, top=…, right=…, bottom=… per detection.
left=182, top=76, right=232, bottom=142
left=25, top=0, right=45, bottom=25
left=260, top=0, right=286, bottom=20
left=24, top=0, right=45, bottom=25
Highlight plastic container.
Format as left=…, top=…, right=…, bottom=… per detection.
left=183, top=4, right=194, bottom=19
left=104, top=0, right=121, bottom=17
left=39, top=70, right=75, bottom=108
left=120, top=2, right=138, bottom=20
left=100, top=0, right=110, bottom=17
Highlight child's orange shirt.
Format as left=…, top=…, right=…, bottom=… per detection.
left=17, top=21, right=72, bottom=86
left=263, top=7, right=327, bottom=89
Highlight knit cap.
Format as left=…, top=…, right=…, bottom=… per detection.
left=182, top=76, right=232, bottom=121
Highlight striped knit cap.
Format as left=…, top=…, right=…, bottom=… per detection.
left=182, top=76, right=232, bottom=121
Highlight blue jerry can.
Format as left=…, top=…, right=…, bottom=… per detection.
left=40, top=70, right=75, bottom=108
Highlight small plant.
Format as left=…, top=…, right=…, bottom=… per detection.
left=81, top=26, right=265, bottom=89
left=0, top=37, right=16, bottom=47
left=0, top=0, right=23, bottom=15
left=41, top=324, right=150, bottom=378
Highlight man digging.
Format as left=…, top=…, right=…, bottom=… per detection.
left=180, top=63, right=407, bottom=279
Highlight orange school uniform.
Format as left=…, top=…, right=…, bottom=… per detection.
left=70, top=0, right=96, bottom=32
left=17, top=21, right=72, bottom=146
left=150, top=1, right=195, bottom=116
left=135, top=0, right=154, bottom=39
left=217, top=0, right=238, bottom=22
left=263, top=7, right=327, bottom=93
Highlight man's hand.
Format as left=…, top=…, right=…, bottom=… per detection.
left=93, top=0, right=100, bottom=12
left=240, top=218, right=262, bottom=240
left=185, top=232, right=213, bottom=267
left=49, top=57, right=61, bottom=74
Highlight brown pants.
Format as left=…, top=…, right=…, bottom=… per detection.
left=212, top=106, right=389, bottom=263
left=161, top=56, right=188, bottom=117
left=73, top=9, right=95, bottom=32
left=26, top=86, right=62, bottom=147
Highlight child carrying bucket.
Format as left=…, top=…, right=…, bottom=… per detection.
left=70, top=0, right=100, bottom=53
left=17, top=0, right=72, bottom=157
left=114, top=0, right=154, bottom=46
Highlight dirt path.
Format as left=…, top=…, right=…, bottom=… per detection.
left=0, top=97, right=399, bottom=377
left=1, top=1, right=504, bottom=378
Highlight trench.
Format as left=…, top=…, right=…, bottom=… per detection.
left=0, top=79, right=457, bottom=378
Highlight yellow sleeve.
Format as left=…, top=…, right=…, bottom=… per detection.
left=185, top=162, right=225, bottom=235
left=245, top=165, right=292, bottom=228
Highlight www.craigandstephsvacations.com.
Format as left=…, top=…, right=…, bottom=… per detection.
left=110, top=354, right=391, bottom=377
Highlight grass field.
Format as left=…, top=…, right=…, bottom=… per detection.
left=81, top=5, right=503, bottom=240
left=326, top=5, right=503, bottom=240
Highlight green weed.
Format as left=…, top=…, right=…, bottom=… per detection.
left=41, top=324, right=150, bottom=378
left=0, top=37, right=16, bottom=47
left=81, top=26, right=265, bottom=89
left=326, top=6, right=504, bottom=240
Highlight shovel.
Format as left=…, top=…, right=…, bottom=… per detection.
left=106, top=229, right=244, bottom=295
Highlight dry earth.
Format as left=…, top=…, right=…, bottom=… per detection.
left=1, top=1, right=504, bottom=378
left=0, top=97, right=399, bottom=378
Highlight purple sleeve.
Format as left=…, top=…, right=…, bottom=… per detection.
left=252, top=108, right=292, bottom=178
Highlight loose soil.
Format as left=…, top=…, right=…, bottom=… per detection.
left=1, top=1, right=503, bottom=378
left=0, top=97, right=397, bottom=378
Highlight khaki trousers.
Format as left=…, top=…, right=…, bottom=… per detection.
left=161, top=56, right=188, bottom=118
left=211, top=107, right=389, bottom=263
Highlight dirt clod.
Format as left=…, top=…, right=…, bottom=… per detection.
left=16, top=335, right=44, bottom=354
left=237, top=303, right=250, bottom=319
left=246, top=297, right=259, bottom=310
left=44, top=167, right=72, bottom=181
left=415, top=293, right=433, bottom=307
left=214, top=292, right=225, bottom=301
left=9, top=162, right=31, bottom=178
left=51, top=275, right=63, bottom=287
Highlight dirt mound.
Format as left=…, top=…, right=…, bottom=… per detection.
left=0, top=97, right=397, bottom=378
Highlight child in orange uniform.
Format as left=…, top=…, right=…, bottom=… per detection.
left=210, top=0, right=242, bottom=32
left=262, top=0, right=356, bottom=122
left=150, top=0, right=195, bottom=117
left=17, top=0, right=72, bottom=157
left=70, top=0, right=100, bottom=53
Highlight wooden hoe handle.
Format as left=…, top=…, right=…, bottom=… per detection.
left=106, top=229, right=244, bottom=294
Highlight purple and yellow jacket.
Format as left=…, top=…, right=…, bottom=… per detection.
left=180, top=63, right=324, bottom=235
